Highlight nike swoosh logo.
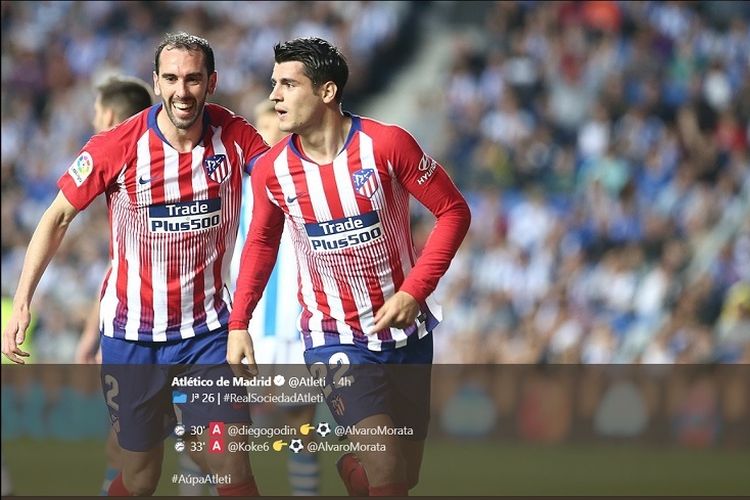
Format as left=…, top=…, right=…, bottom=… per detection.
left=138, top=175, right=151, bottom=185
left=286, top=195, right=298, bottom=203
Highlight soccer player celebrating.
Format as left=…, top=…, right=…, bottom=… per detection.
left=77, top=75, right=215, bottom=497
left=228, top=37, right=471, bottom=496
left=2, top=32, right=268, bottom=496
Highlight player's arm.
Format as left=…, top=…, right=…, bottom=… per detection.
left=2, top=192, right=79, bottom=363
left=76, top=266, right=111, bottom=363
left=227, top=162, right=285, bottom=376
left=372, top=128, right=471, bottom=333
left=75, top=298, right=102, bottom=363
left=234, top=112, right=271, bottom=175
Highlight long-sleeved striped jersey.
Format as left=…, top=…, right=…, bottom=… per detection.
left=229, top=114, right=470, bottom=351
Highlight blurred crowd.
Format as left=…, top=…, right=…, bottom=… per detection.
left=428, top=1, right=749, bottom=363
left=1, top=1, right=412, bottom=362
left=1, top=1, right=748, bottom=364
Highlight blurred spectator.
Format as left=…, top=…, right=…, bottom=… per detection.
left=426, top=1, right=749, bottom=363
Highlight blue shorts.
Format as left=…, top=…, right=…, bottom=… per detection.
left=101, top=329, right=251, bottom=452
left=303, top=333, right=433, bottom=440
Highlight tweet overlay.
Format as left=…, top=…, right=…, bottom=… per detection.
left=1, top=364, right=748, bottom=496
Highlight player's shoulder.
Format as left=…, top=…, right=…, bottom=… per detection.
left=254, top=135, right=292, bottom=170
left=355, top=114, right=420, bottom=159
left=356, top=114, right=413, bottom=143
left=205, top=103, right=254, bottom=129
left=85, top=105, right=152, bottom=156
left=103, top=105, right=151, bottom=140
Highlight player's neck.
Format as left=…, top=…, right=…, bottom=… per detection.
left=156, top=107, right=203, bottom=152
left=297, top=112, right=351, bottom=165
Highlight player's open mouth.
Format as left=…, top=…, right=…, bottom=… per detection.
left=173, top=101, right=194, bottom=114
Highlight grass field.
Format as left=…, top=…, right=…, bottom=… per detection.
left=3, top=437, right=748, bottom=496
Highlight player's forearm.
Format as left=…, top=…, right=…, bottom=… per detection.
left=75, top=300, right=101, bottom=362
left=228, top=198, right=285, bottom=330
left=228, top=238, right=281, bottom=330
left=400, top=193, right=471, bottom=302
left=13, top=193, right=78, bottom=309
left=81, top=300, right=101, bottom=339
left=230, top=168, right=286, bottom=330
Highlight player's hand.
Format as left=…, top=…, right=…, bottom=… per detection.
left=227, top=329, right=258, bottom=380
left=371, top=291, right=420, bottom=333
left=2, top=306, right=31, bottom=364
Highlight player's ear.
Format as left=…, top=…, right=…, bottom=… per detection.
left=207, top=71, right=218, bottom=95
left=152, top=71, right=161, bottom=96
left=320, top=81, right=337, bottom=104
left=103, top=108, right=116, bottom=130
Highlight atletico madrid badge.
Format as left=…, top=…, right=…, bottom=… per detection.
left=352, top=168, right=379, bottom=198
left=204, top=154, right=229, bottom=183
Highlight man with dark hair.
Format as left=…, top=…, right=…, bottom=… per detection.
left=76, top=74, right=153, bottom=366
left=3, top=32, right=268, bottom=496
left=91, top=75, right=154, bottom=133
left=229, top=37, right=471, bottom=496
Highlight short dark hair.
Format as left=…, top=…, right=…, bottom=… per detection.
left=273, top=37, right=349, bottom=103
left=96, top=75, right=153, bottom=122
left=154, top=32, right=215, bottom=76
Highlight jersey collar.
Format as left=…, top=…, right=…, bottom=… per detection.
left=147, top=103, right=211, bottom=149
left=289, top=112, right=361, bottom=164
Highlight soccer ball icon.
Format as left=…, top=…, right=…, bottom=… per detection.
left=315, top=422, right=331, bottom=437
left=289, top=439, right=304, bottom=454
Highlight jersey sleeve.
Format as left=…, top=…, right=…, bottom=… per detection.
left=234, top=116, right=269, bottom=174
left=386, top=126, right=471, bottom=302
left=228, top=158, right=286, bottom=330
left=56, top=132, right=122, bottom=211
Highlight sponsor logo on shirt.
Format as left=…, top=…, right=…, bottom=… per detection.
left=305, top=212, right=383, bottom=251
left=416, top=154, right=437, bottom=185
left=148, top=198, right=221, bottom=233
left=68, top=152, right=94, bottom=187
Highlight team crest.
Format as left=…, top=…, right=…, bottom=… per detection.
left=351, top=168, right=379, bottom=198
left=204, top=154, right=229, bottom=183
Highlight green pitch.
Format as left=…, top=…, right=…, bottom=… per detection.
left=3, top=438, right=748, bottom=496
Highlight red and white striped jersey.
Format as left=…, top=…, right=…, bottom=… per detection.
left=230, top=114, right=470, bottom=351
left=58, top=103, right=268, bottom=342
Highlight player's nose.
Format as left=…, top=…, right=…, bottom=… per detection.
left=269, top=84, right=282, bottom=102
left=174, top=78, right=190, bottom=97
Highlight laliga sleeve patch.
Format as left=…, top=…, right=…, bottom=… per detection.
left=67, top=152, right=94, bottom=187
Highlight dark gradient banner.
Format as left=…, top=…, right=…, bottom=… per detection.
left=1, top=364, right=748, bottom=496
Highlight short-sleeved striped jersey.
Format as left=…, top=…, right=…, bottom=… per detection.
left=230, top=114, right=471, bottom=351
left=58, top=103, right=268, bottom=342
